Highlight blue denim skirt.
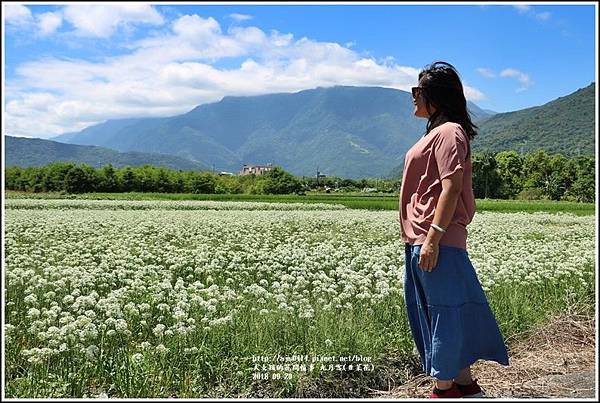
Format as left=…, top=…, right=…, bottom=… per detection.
left=404, top=243, right=509, bottom=380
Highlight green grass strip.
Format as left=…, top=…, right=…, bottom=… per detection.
left=5, top=191, right=595, bottom=215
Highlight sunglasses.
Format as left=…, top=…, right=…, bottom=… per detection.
left=411, top=86, right=423, bottom=99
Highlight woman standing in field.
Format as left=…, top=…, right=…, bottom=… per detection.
left=399, top=61, right=509, bottom=398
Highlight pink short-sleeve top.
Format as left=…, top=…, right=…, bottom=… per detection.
left=399, top=121, right=476, bottom=250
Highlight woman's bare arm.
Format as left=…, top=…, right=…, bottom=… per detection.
left=418, top=170, right=463, bottom=271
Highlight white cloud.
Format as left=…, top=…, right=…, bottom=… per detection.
left=5, top=4, right=165, bottom=39
left=513, top=5, right=531, bottom=14
left=62, top=4, right=164, bottom=38
left=5, top=12, right=487, bottom=138
left=228, top=13, right=253, bottom=22
left=463, top=85, right=486, bottom=102
left=4, top=4, right=34, bottom=26
left=500, top=68, right=533, bottom=92
left=535, top=11, right=551, bottom=21
left=37, top=12, right=63, bottom=36
left=500, top=68, right=530, bottom=84
left=476, top=67, right=496, bottom=78
left=475, top=66, right=533, bottom=93
left=513, top=4, right=551, bottom=21
left=173, top=14, right=221, bottom=38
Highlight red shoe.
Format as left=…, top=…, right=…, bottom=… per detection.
left=429, top=382, right=462, bottom=398
left=454, top=379, right=485, bottom=398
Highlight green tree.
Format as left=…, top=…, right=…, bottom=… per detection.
left=172, top=171, right=186, bottom=193
left=81, top=164, right=101, bottom=192
left=522, top=149, right=553, bottom=197
left=494, top=151, right=523, bottom=199
left=100, top=163, right=119, bottom=192
left=136, top=165, right=157, bottom=192
left=568, top=156, right=595, bottom=202
left=247, top=177, right=267, bottom=194
left=262, top=166, right=303, bottom=194
left=472, top=152, right=501, bottom=198
left=41, top=162, right=76, bottom=192
left=25, top=167, right=45, bottom=193
left=155, top=167, right=173, bottom=193
left=214, top=174, right=243, bottom=194
left=188, top=172, right=216, bottom=194
left=546, top=154, right=570, bottom=200
left=64, top=166, right=92, bottom=193
left=5, top=166, right=25, bottom=190
left=120, top=167, right=139, bottom=192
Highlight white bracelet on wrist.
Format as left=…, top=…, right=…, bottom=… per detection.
left=431, top=223, right=447, bottom=233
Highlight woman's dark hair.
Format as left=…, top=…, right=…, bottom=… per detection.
left=418, top=61, right=478, bottom=154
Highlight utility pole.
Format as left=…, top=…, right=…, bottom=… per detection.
left=212, top=164, right=215, bottom=174
left=316, top=166, right=319, bottom=186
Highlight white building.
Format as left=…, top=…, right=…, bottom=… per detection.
left=239, top=163, right=273, bottom=176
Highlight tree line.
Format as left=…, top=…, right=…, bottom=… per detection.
left=4, top=150, right=595, bottom=202
left=470, top=150, right=594, bottom=202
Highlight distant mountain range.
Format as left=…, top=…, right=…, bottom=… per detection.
left=5, top=136, right=209, bottom=171
left=473, top=82, right=595, bottom=156
left=48, top=86, right=427, bottom=179
left=47, top=86, right=497, bottom=179
left=5, top=83, right=594, bottom=179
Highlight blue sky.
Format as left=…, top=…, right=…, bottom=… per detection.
left=3, top=2, right=597, bottom=138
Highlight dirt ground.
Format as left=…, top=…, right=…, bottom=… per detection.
left=376, top=312, right=596, bottom=399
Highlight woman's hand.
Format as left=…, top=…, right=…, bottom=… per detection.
left=418, top=172, right=464, bottom=272
left=419, top=240, right=439, bottom=272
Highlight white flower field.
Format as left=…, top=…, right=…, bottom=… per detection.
left=4, top=199, right=595, bottom=397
